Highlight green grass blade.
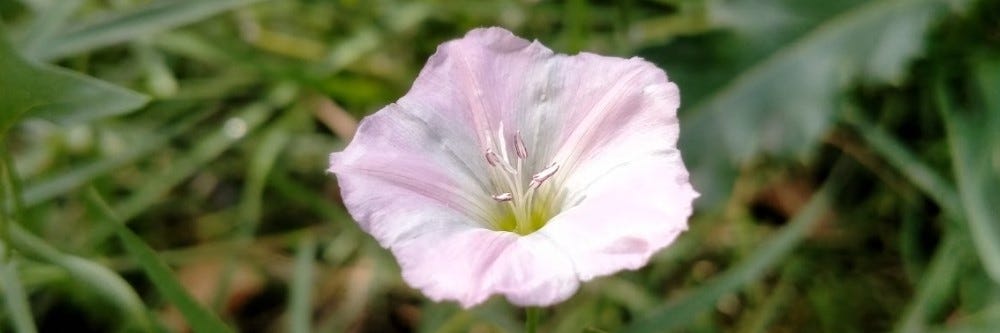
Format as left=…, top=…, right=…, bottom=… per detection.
left=35, top=0, right=269, bottom=61
left=0, top=23, right=148, bottom=134
left=843, top=109, right=962, bottom=216
left=739, top=261, right=804, bottom=333
left=269, top=171, right=353, bottom=224
left=85, top=188, right=234, bottom=333
left=287, top=236, right=316, bottom=333
left=1, top=145, right=25, bottom=248
left=6, top=225, right=154, bottom=331
left=895, top=231, right=967, bottom=332
left=237, top=113, right=295, bottom=235
left=18, top=105, right=211, bottom=208
left=1, top=147, right=25, bottom=221
left=0, top=259, right=38, bottom=333
left=0, top=149, right=37, bottom=333
left=622, top=178, right=835, bottom=333
left=926, top=304, right=1000, bottom=333
left=937, top=60, right=1000, bottom=284
left=132, top=40, right=179, bottom=98
left=212, top=112, right=292, bottom=309
left=211, top=115, right=293, bottom=310
left=82, top=100, right=277, bottom=253
left=114, top=102, right=276, bottom=222
left=17, top=0, right=84, bottom=58
left=3, top=145, right=151, bottom=330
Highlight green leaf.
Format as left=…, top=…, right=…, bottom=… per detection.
left=0, top=23, right=148, bottom=134
left=622, top=178, right=834, bottom=333
left=939, top=56, right=1000, bottom=285
left=32, top=0, right=269, bottom=61
left=85, top=188, right=234, bottom=333
left=678, top=0, right=964, bottom=208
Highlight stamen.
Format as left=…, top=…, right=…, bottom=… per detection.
left=529, top=163, right=560, bottom=189
left=496, top=122, right=509, bottom=160
left=482, top=124, right=560, bottom=234
left=514, top=130, right=528, bottom=159
left=492, top=192, right=513, bottom=202
left=484, top=148, right=501, bottom=167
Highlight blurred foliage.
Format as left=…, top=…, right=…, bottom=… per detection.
left=1, top=0, right=999, bottom=332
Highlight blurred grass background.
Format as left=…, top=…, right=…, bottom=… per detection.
left=1, top=0, right=999, bottom=332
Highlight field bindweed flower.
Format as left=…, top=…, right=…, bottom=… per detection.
left=328, top=27, right=697, bottom=308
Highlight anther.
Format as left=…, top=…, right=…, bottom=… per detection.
left=528, top=163, right=560, bottom=189
left=492, top=192, right=513, bottom=202
left=485, top=148, right=501, bottom=167
left=514, top=130, right=528, bottom=159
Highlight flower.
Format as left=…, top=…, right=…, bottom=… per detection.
left=328, top=27, right=697, bottom=308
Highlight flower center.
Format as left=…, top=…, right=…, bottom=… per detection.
left=482, top=123, right=560, bottom=235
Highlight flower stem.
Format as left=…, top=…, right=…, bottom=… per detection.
left=525, top=307, right=540, bottom=333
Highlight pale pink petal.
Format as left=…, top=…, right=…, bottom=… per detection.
left=336, top=154, right=584, bottom=307
left=408, top=27, right=684, bottom=176
left=335, top=162, right=582, bottom=307
left=531, top=61, right=694, bottom=280
left=539, top=152, right=697, bottom=281
left=400, top=28, right=554, bottom=156
left=329, top=103, right=496, bottom=232
left=542, top=54, right=682, bottom=180
left=393, top=225, right=581, bottom=307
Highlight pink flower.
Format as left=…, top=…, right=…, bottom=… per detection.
left=328, top=27, right=697, bottom=308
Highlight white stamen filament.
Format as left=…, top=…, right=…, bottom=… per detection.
left=483, top=122, right=559, bottom=234
left=492, top=192, right=513, bottom=202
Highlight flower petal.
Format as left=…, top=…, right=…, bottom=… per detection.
left=539, top=151, right=697, bottom=281
left=525, top=50, right=695, bottom=281
left=335, top=164, right=583, bottom=307
left=538, top=58, right=698, bottom=281
left=541, top=54, right=683, bottom=180
left=401, top=27, right=555, bottom=154
left=329, top=103, right=496, bottom=230
left=400, top=27, right=685, bottom=175
left=393, top=224, right=581, bottom=307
